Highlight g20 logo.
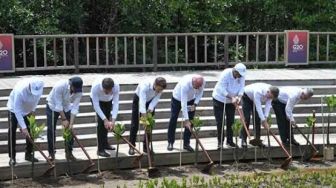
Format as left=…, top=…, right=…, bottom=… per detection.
left=292, top=44, right=304, bottom=52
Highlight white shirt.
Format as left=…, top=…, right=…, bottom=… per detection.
left=172, top=75, right=205, bottom=120
left=212, top=68, right=245, bottom=103
left=90, top=78, right=120, bottom=120
left=47, top=79, right=82, bottom=115
left=244, top=83, right=272, bottom=121
left=7, top=80, right=42, bottom=129
left=135, top=80, right=162, bottom=114
left=278, top=87, right=302, bottom=122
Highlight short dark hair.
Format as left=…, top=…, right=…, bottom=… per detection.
left=102, top=78, right=114, bottom=90
left=154, top=77, right=167, bottom=89
left=270, top=86, right=279, bottom=99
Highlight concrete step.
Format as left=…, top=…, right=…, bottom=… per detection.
left=0, top=134, right=335, bottom=180
left=0, top=78, right=335, bottom=96
left=0, top=95, right=332, bottom=117
left=0, top=121, right=335, bottom=154
left=1, top=84, right=335, bottom=107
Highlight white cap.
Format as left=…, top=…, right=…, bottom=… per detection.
left=233, top=63, right=246, bottom=77
left=29, top=78, right=44, bottom=96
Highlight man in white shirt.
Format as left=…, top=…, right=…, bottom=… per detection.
left=272, top=87, right=314, bottom=146
left=241, top=83, right=279, bottom=148
left=167, top=75, right=205, bottom=152
left=90, top=77, right=119, bottom=157
left=128, top=77, right=167, bottom=155
left=212, top=63, right=246, bottom=149
left=46, top=76, right=83, bottom=161
left=7, top=78, right=44, bottom=166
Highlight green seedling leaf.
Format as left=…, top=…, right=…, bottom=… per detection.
left=62, top=127, right=73, bottom=143
left=139, top=113, right=155, bottom=131
left=113, top=122, right=126, bottom=141
left=28, top=115, right=45, bottom=140
left=191, top=116, right=203, bottom=132
left=325, top=95, right=336, bottom=112
left=306, top=115, right=316, bottom=128
left=232, top=119, right=242, bottom=137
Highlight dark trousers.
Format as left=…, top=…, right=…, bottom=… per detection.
left=46, top=104, right=73, bottom=156
left=240, top=94, right=261, bottom=141
left=213, top=98, right=235, bottom=145
left=91, top=99, right=112, bottom=152
left=167, top=97, right=195, bottom=146
left=8, top=112, right=33, bottom=159
left=129, top=94, right=155, bottom=147
left=272, top=99, right=293, bottom=143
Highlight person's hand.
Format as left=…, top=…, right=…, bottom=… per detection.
left=62, top=120, right=70, bottom=129
left=109, top=119, right=115, bottom=131
left=261, top=120, right=269, bottom=129
left=187, top=105, right=196, bottom=112
left=290, top=120, right=296, bottom=126
left=21, top=128, right=30, bottom=138
left=104, top=119, right=111, bottom=130
left=232, top=96, right=241, bottom=105
left=184, top=120, right=192, bottom=131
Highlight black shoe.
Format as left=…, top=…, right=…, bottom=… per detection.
left=128, top=148, right=135, bottom=155
left=104, top=145, right=116, bottom=150
left=167, top=143, right=174, bottom=151
left=291, top=139, right=300, bottom=146
left=226, top=142, right=239, bottom=148
left=183, top=145, right=194, bottom=152
left=9, top=158, right=16, bottom=166
left=241, top=140, right=247, bottom=148
left=250, top=139, right=265, bottom=148
left=25, top=154, right=39, bottom=162
left=97, top=150, right=110, bottom=157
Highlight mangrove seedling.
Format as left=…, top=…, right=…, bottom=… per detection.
left=113, top=122, right=126, bottom=168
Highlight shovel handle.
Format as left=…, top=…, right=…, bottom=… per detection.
left=71, top=130, right=94, bottom=163
left=26, top=136, right=54, bottom=166
left=234, top=104, right=251, bottom=139
left=190, top=128, right=213, bottom=163
left=292, top=124, right=318, bottom=152
left=121, top=136, right=143, bottom=155
left=263, top=122, right=292, bottom=158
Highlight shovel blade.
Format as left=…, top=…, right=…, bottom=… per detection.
left=249, top=139, right=264, bottom=147
left=42, top=165, right=55, bottom=176
left=280, top=157, right=292, bottom=170
left=148, top=167, right=160, bottom=178
left=201, top=162, right=214, bottom=174
left=82, top=163, right=95, bottom=174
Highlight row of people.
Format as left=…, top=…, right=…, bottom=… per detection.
left=6, top=63, right=313, bottom=166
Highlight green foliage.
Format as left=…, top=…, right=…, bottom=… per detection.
left=62, top=127, right=72, bottom=143
left=267, top=114, right=272, bottom=128
left=139, top=113, right=155, bottom=131
left=113, top=122, right=126, bottom=141
left=325, top=95, right=336, bottom=112
left=27, top=115, right=45, bottom=140
left=306, top=116, right=316, bottom=128
left=2, top=1, right=336, bottom=35
left=191, top=116, right=202, bottom=133
left=135, top=170, right=336, bottom=188
left=232, top=119, right=242, bottom=137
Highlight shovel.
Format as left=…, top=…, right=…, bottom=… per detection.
left=235, top=104, right=263, bottom=146
left=111, top=130, right=144, bottom=167
left=145, top=129, right=159, bottom=177
left=26, top=136, right=55, bottom=176
left=188, top=127, right=214, bottom=174
left=71, top=130, right=95, bottom=173
left=262, top=122, right=292, bottom=169
left=292, top=124, right=319, bottom=161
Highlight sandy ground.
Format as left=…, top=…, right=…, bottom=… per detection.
left=1, top=158, right=336, bottom=188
